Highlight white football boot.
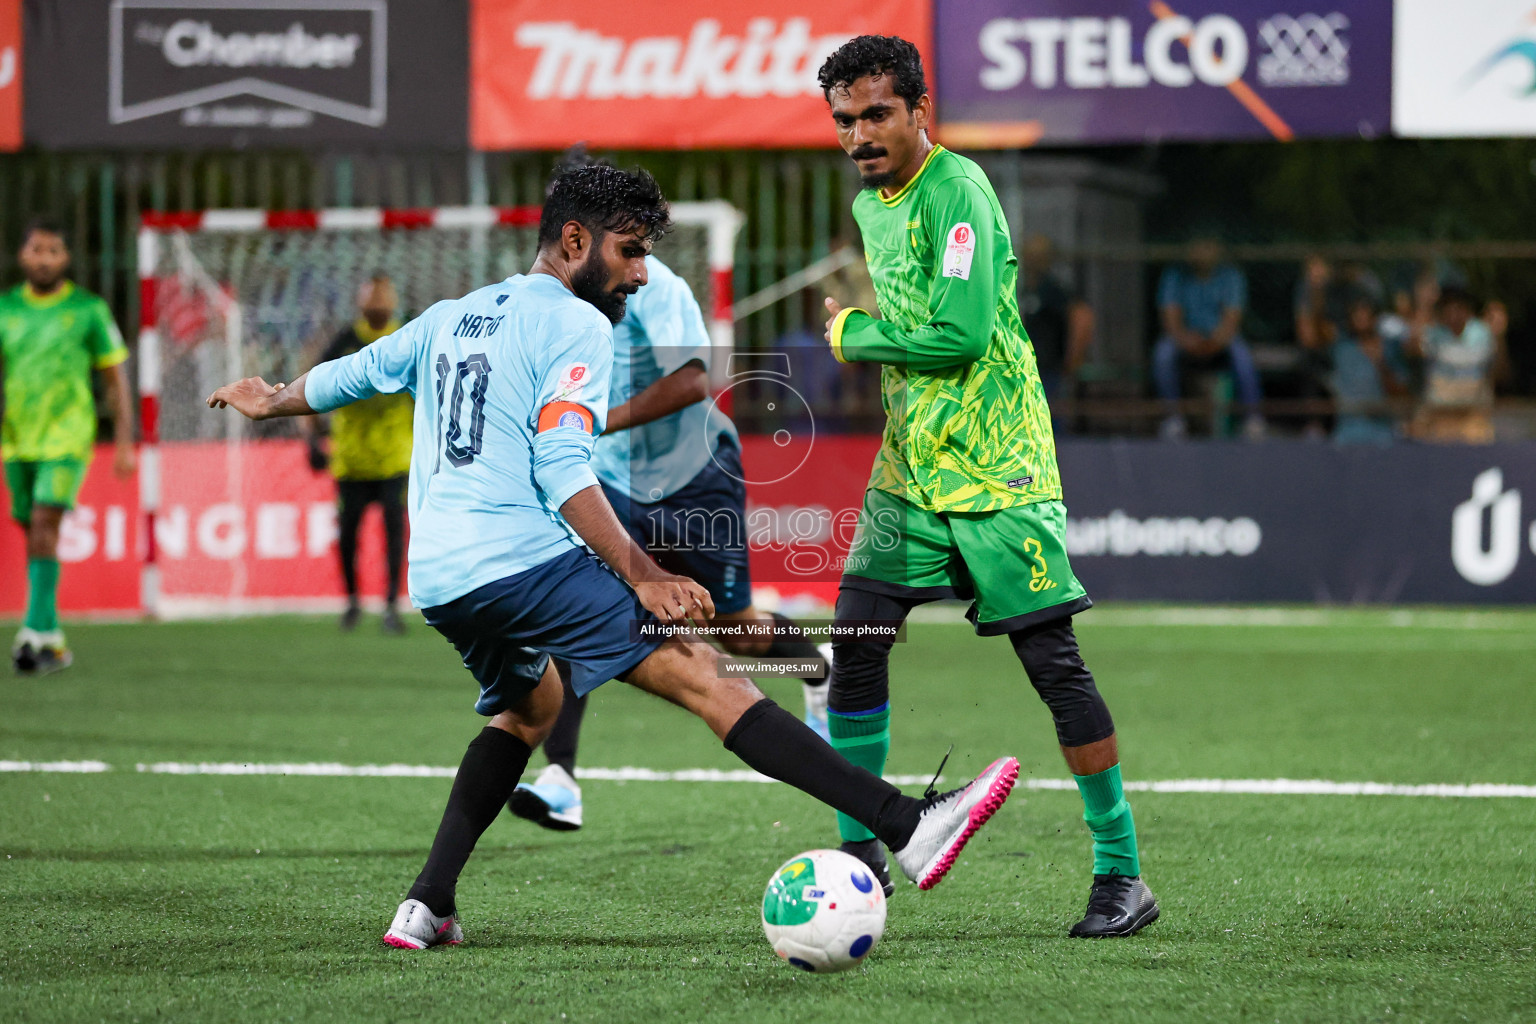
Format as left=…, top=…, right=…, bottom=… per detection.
left=12, top=627, right=70, bottom=676
left=382, top=899, right=463, bottom=949
left=892, top=756, right=1020, bottom=890
left=508, top=763, right=583, bottom=831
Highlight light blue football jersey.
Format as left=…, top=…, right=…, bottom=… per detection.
left=306, top=273, right=613, bottom=609
left=589, top=256, right=737, bottom=502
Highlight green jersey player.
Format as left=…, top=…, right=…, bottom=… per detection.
left=815, top=36, right=1158, bottom=937
left=1, top=218, right=135, bottom=674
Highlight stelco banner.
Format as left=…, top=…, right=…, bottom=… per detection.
left=470, top=0, right=931, bottom=149
left=23, top=0, right=467, bottom=148
left=1393, top=0, right=1536, bottom=138
left=934, top=0, right=1392, bottom=145
left=0, top=0, right=18, bottom=150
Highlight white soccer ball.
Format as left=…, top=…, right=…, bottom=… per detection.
left=761, top=849, right=887, bottom=973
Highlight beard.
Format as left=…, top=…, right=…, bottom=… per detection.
left=850, top=144, right=896, bottom=190
left=25, top=267, right=65, bottom=292
left=571, top=246, right=634, bottom=324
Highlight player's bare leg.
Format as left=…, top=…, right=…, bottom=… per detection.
left=385, top=661, right=563, bottom=949
left=520, top=603, right=832, bottom=831
left=1061, top=735, right=1118, bottom=776
left=712, top=606, right=832, bottom=739
left=14, top=504, right=70, bottom=675
left=622, top=638, right=1019, bottom=890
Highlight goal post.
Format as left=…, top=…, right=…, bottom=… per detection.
left=135, top=201, right=744, bottom=618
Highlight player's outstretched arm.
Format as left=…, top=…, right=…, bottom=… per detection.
left=559, top=484, right=714, bottom=626
left=206, top=374, right=317, bottom=420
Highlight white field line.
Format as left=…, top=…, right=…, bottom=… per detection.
left=2, top=760, right=1535, bottom=797
left=0, top=760, right=111, bottom=773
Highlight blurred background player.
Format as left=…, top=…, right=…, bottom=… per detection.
left=817, top=36, right=1155, bottom=934
left=508, top=151, right=834, bottom=832
left=2, top=217, right=134, bottom=674
left=301, top=274, right=412, bottom=634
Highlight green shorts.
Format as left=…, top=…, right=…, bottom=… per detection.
left=5, top=458, right=90, bottom=524
left=841, top=487, right=1091, bottom=635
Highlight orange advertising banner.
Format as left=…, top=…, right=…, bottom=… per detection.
left=0, top=0, right=19, bottom=151
left=471, top=0, right=931, bottom=150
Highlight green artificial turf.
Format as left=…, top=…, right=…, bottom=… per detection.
left=2, top=610, right=1534, bottom=1023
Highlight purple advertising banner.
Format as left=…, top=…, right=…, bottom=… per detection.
left=934, top=0, right=1391, bottom=146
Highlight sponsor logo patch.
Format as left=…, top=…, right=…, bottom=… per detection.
left=555, top=362, right=589, bottom=399
left=1007, top=476, right=1033, bottom=489
left=942, top=222, right=975, bottom=280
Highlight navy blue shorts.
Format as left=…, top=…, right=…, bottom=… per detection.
left=602, top=441, right=753, bottom=615
left=421, top=547, right=666, bottom=716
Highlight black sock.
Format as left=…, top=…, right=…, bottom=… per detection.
left=542, top=662, right=584, bottom=776
left=764, top=612, right=828, bottom=687
left=723, top=699, right=919, bottom=851
left=406, top=727, right=532, bottom=917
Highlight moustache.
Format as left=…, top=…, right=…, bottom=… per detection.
left=850, top=146, right=887, bottom=161
left=613, top=283, right=640, bottom=295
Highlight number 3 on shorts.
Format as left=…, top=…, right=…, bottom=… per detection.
left=1024, top=536, right=1058, bottom=593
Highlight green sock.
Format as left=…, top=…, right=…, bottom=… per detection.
left=828, top=706, right=890, bottom=843
left=1074, top=763, right=1141, bottom=877
left=25, top=558, right=61, bottom=634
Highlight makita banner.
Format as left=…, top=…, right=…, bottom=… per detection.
left=1057, top=441, right=1536, bottom=603
left=934, top=0, right=1391, bottom=146
left=0, top=0, right=19, bottom=150
left=23, top=0, right=467, bottom=148
left=470, top=0, right=932, bottom=149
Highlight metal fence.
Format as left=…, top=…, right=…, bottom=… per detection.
left=0, top=148, right=866, bottom=355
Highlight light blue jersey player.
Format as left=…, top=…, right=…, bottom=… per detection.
left=205, top=162, right=1017, bottom=951
left=510, top=255, right=836, bottom=837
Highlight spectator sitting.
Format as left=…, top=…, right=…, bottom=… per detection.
left=1330, top=293, right=1409, bottom=445
left=1407, top=285, right=1498, bottom=444
left=1154, top=237, right=1264, bottom=440
left=1019, top=234, right=1094, bottom=412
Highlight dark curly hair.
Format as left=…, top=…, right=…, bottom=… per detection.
left=22, top=215, right=67, bottom=247
left=538, top=162, right=671, bottom=249
left=817, top=35, right=927, bottom=110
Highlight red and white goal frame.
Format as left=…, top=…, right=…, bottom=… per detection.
left=134, top=201, right=744, bottom=617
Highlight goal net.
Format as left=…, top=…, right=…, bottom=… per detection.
left=137, top=202, right=743, bottom=617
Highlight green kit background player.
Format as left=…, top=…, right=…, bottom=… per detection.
left=2, top=217, right=135, bottom=674
left=814, top=36, right=1159, bottom=937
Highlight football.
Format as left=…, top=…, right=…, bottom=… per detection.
left=761, top=849, right=887, bottom=973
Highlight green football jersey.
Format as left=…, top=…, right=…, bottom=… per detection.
left=0, top=281, right=128, bottom=462
left=831, top=145, right=1059, bottom=514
